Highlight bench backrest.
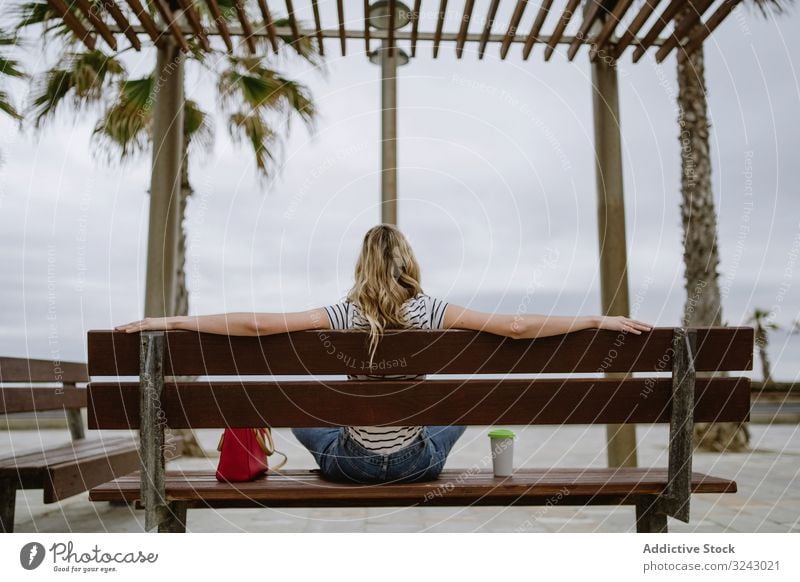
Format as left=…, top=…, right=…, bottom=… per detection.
left=87, top=327, right=752, bottom=430
left=0, top=357, right=88, bottom=415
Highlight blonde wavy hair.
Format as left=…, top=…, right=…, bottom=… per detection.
left=346, top=224, right=423, bottom=367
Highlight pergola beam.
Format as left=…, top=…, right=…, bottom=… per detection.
left=588, top=0, right=636, bottom=62
left=433, top=0, right=448, bottom=58
left=102, top=0, right=141, bottom=51
left=633, top=0, right=686, bottom=62
left=75, top=0, right=118, bottom=50
left=106, top=23, right=665, bottom=50
left=175, top=0, right=210, bottom=52
left=523, top=0, right=554, bottom=59
left=568, top=0, right=605, bottom=61
left=285, top=0, right=301, bottom=48
left=678, top=0, right=743, bottom=62
left=545, top=0, right=581, bottom=61
left=500, top=0, right=529, bottom=60
left=614, top=0, right=663, bottom=58
left=204, top=0, right=233, bottom=53
left=153, top=0, right=189, bottom=52
left=455, top=0, right=475, bottom=58
left=478, top=0, right=501, bottom=59
left=335, top=0, right=346, bottom=55
left=46, top=0, right=96, bottom=50
left=256, top=0, right=280, bottom=54
left=410, top=0, right=421, bottom=56
left=311, top=0, right=325, bottom=56
left=655, top=0, right=715, bottom=63
left=125, top=0, right=161, bottom=46
left=233, top=0, right=257, bottom=54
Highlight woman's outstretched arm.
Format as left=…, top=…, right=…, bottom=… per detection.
left=114, top=308, right=331, bottom=336
left=442, top=304, right=652, bottom=339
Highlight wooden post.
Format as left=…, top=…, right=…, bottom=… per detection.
left=158, top=500, right=188, bottom=533
left=380, top=41, right=398, bottom=225
left=0, top=478, right=16, bottom=533
left=64, top=382, right=85, bottom=440
left=140, top=331, right=168, bottom=532
left=635, top=495, right=669, bottom=533
left=144, top=37, right=185, bottom=319
left=590, top=17, right=638, bottom=469
left=65, top=408, right=85, bottom=440
left=665, top=327, right=697, bottom=523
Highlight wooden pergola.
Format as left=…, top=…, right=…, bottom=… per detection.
left=48, top=0, right=739, bottom=63
left=42, top=1, right=743, bottom=469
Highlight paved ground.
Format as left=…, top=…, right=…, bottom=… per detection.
left=2, top=423, right=798, bottom=533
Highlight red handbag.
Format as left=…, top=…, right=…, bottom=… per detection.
left=215, top=427, right=287, bottom=482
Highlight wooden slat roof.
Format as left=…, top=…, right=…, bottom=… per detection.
left=45, top=0, right=740, bottom=63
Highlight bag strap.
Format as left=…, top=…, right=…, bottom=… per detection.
left=261, top=428, right=288, bottom=471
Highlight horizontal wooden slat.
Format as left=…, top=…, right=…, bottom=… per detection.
left=44, top=444, right=142, bottom=503
left=1, top=387, right=86, bottom=414
left=87, top=377, right=750, bottom=429
left=0, top=357, right=88, bottom=383
left=0, top=435, right=184, bottom=502
left=88, top=468, right=737, bottom=505
left=0, top=436, right=137, bottom=472
left=87, top=327, right=753, bottom=376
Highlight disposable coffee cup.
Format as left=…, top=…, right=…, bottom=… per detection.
left=488, top=428, right=515, bottom=477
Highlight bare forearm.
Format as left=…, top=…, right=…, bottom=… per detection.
left=172, top=313, right=258, bottom=336
left=511, top=314, right=600, bottom=339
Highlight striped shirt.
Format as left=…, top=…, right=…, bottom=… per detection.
left=323, top=293, right=449, bottom=454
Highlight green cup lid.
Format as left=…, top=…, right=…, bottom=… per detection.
left=488, top=428, right=516, bottom=439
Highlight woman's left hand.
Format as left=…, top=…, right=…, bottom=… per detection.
left=114, top=317, right=178, bottom=333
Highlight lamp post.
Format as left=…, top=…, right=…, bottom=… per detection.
left=368, top=1, right=411, bottom=225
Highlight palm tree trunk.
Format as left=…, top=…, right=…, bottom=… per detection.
left=167, top=129, right=209, bottom=458
left=676, top=11, right=749, bottom=452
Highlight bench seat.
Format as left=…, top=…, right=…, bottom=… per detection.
left=1, top=436, right=140, bottom=504
left=89, top=468, right=736, bottom=508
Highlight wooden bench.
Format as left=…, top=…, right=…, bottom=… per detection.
left=86, top=326, right=752, bottom=533
left=0, top=357, right=144, bottom=532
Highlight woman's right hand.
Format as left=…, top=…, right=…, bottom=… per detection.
left=596, top=315, right=653, bottom=335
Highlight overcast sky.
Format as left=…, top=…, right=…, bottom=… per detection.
left=0, top=1, right=798, bottom=380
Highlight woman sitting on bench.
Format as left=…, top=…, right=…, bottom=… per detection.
left=115, top=224, right=651, bottom=484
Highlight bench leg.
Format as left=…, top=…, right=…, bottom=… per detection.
left=66, top=408, right=86, bottom=441
left=0, top=478, right=16, bottom=533
left=158, top=501, right=188, bottom=533
left=635, top=496, right=669, bottom=533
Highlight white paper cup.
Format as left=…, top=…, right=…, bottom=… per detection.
left=488, top=429, right=515, bottom=477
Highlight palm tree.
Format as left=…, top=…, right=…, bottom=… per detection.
left=675, top=0, right=791, bottom=452
left=16, top=2, right=321, bottom=455
left=746, top=308, right=780, bottom=389
left=0, top=27, right=25, bottom=160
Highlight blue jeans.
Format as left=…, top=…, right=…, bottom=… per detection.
left=291, top=426, right=467, bottom=484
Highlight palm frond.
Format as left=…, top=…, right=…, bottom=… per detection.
left=227, top=109, right=280, bottom=175
left=14, top=1, right=80, bottom=45
left=92, top=76, right=154, bottom=160
left=183, top=99, right=214, bottom=151
left=29, top=50, right=125, bottom=127
left=217, top=55, right=317, bottom=178
left=749, top=0, right=793, bottom=17
left=1, top=28, right=26, bottom=84
left=0, top=89, right=22, bottom=120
